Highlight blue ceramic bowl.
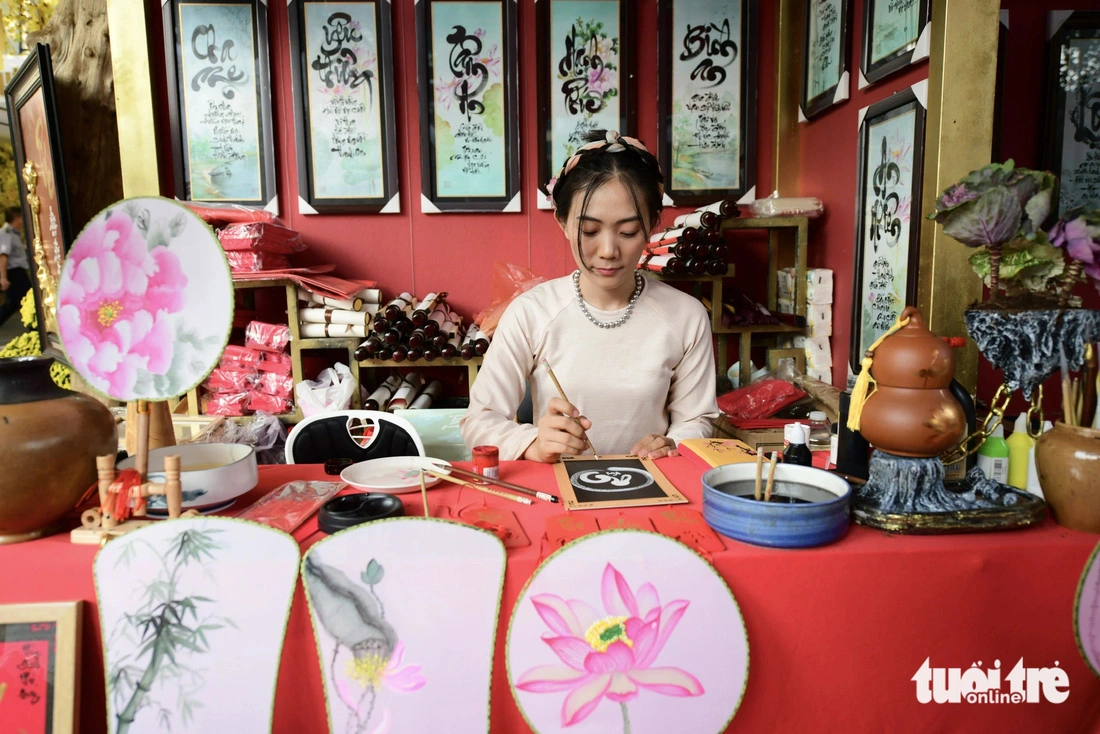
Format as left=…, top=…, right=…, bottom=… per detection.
left=702, top=463, right=852, bottom=548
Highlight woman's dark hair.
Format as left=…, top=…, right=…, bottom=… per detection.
left=550, top=130, right=664, bottom=271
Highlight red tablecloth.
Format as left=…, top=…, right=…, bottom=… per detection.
left=2, top=458, right=1099, bottom=732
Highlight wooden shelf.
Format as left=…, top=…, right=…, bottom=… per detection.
left=358, top=356, right=483, bottom=388
left=650, top=216, right=811, bottom=385
left=713, top=322, right=803, bottom=335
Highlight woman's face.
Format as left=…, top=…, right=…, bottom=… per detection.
left=559, top=178, right=652, bottom=306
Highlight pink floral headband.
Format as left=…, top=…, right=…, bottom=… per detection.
left=546, top=130, right=665, bottom=209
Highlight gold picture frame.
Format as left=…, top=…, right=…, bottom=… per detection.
left=553, top=454, right=688, bottom=511
left=0, top=601, right=82, bottom=733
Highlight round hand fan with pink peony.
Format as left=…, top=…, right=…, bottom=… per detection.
left=58, top=197, right=233, bottom=402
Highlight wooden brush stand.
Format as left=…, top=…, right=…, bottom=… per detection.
left=71, top=453, right=198, bottom=545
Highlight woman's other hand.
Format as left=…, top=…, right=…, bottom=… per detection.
left=524, top=397, right=592, bottom=463
left=631, top=434, right=677, bottom=459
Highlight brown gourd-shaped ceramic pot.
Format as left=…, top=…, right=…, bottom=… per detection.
left=0, top=356, right=117, bottom=543
left=858, top=306, right=966, bottom=457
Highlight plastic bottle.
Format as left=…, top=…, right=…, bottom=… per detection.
left=807, top=411, right=831, bottom=450
left=783, top=423, right=813, bottom=467
left=976, top=424, right=1009, bottom=484
left=1026, top=420, right=1054, bottom=498
left=1005, top=413, right=1035, bottom=489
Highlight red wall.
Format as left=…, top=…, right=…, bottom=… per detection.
left=150, top=0, right=777, bottom=324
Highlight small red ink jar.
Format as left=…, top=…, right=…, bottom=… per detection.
left=473, top=445, right=500, bottom=480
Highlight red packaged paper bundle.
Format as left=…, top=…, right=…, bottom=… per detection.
left=248, top=390, right=292, bottom=414
left=225, top=251, right=291, bottom=273
left=203, top=368, right=258, bottom=393
left=218, top=222, right=307, bottom=254
left=220, top=345, right=264, bottom=370
left=245, top=321, right=291, bottom=353
left=257, top=352, right=292, bottom=376
left=186, top=202, right=277, bottom=225
left=202, top=390, right=250, bottom=416
left=257, top=372, right=293, bottom=398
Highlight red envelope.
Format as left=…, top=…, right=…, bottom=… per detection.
left=458, top=505, right=530, bottom=548
left=596, top=513, right=656, bottom=532
left=543, top=513, right=600, bottom=549
left=650, top=507, right=726, bottom=554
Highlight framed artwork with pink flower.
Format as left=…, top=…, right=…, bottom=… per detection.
left=849, top=81, right=926, bottom=370
left=507, top=530, right=749, bottom=734
left=535, top=0, right=633, bottom=210
left=161, top=0, right=277, bottom=208
left=288, top=0, right=400, bottom=214
left=1076, top=541, right=1100, bottom=678
left=415, top=0, right=521, bottom=213
left=5, top=43, right=75, bottom=361
left=302, top=518, right=506, bottom=733
left=57, top=197, right=234, bottom=402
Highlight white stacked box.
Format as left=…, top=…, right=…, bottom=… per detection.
left=776, top=268, right=834, bottom=383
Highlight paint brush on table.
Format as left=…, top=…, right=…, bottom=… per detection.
left=444, top=464, right=559, bottom=503
left=542, top=359, right=600, bottom=459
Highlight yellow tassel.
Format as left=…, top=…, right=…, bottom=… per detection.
left=846, top=315, right=911, bottom=432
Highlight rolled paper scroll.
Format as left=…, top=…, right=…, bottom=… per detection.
left=356, top=287, right=382, bottom=304
left=300, top=322, right=369, bottom=338
left=409, top=380, right=444, bottom=409
left=364, top=375, right=402, bottom=411
left=673, top=210, right=719, bottom=229
left=299, top=307, right=374, bottom=326
left=387, top=372, right=425, bottom=410
left=649, top=226, right=699, bottom=244
left=696, top=199, right=740, bottom=217
left=298, top=287, right=363, bottom=312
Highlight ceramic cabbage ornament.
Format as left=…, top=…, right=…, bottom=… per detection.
left=928, top=161, right=1058, bottom=303
left=57, top=197, right=233, bottom=402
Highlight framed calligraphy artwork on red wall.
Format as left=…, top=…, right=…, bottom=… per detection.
left=161, top=0, right=277, bottom=209
left=416, top=0, right=521, bottom=213
left=535, top=0, right=633, bottom=209
left=657, top=0, right=757, bottom=206
left=850, top=83, right=927, bottom=370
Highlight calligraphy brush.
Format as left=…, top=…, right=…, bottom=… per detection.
left=443, top=464, right=559, bottom=503
left=1080, top=343, right=1097, bottom=429
left=542, top=359, right=600, bottom=459
left=424, top=468, right=532, bottom=505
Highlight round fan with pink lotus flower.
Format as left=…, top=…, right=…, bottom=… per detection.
left=56, top=196, right=233, bottom=402
left=507, top=530, right=749, bottom=734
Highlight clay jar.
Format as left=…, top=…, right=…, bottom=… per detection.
left=1035, top=422, right=1100, bottom=533
left=858, top=306, right=966, bottom=457
left=0, top=356, right=117, bottom=543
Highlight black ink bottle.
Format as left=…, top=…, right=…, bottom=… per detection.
left=783, top=423, right=813, bottom=467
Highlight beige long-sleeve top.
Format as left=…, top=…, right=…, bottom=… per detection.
left=460, top=274, right=719, bottom=460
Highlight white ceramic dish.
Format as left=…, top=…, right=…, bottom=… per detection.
left=341, top=456, right=452, bottom=494
left=119, top=443, right=259, bottom=510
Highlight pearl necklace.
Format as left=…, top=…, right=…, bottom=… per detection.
left=573, top=269, right=644, bottom=329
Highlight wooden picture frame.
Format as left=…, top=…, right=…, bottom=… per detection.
left=1044, top=10, right=1100, bottom=214
left=801, top=0, right=850, bottom=120
left=415, top=0, right=521, bottom=213
left=535, top=0, right=633, bottom=209
left=860, top=0, right=930, bottom=86
left=4, top=43, right=73, bottom=363
left=0, top=601, right=82, bottom=734
left=553, top=455, right=688, bottom=511
left=288, top=0, right=400, bottom=214
left=657, top=0, right=757, bottom=207
left=850, top=84, right=926, bottom=370
left=161, top=0, right=277, bottom=208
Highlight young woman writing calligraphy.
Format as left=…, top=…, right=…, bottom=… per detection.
left=461, top=130, right=719, bottom=462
